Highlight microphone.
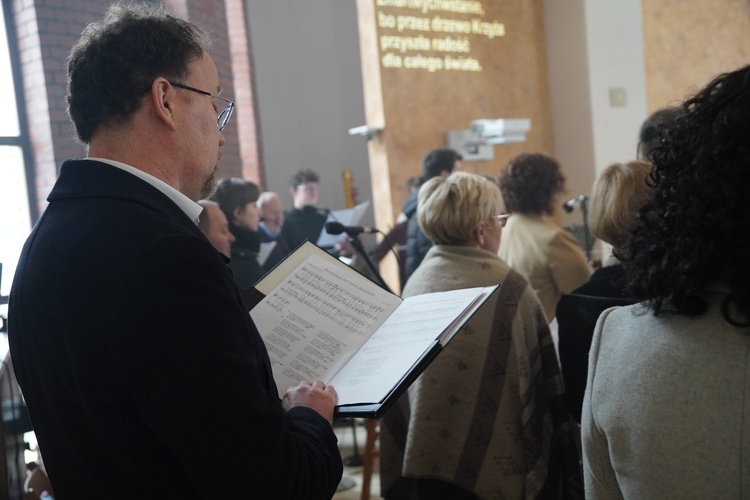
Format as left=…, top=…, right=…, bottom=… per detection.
left=562, top=195, right=588, bottom=213
left=325, top=221, right=378, bottom=236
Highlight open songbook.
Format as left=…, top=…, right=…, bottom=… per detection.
left=249, top=241, right=498, bottom=418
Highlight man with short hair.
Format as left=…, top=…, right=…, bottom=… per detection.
left=281, top=169, right=329, bottom=250
left=403, top=148, right=463, bottom=280
left=8, top=3, right=342, bottom=498
left=197, top=199, right=235, bottom=258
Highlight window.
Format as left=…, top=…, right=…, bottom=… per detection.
left=0, top=3, right=33, bottom=298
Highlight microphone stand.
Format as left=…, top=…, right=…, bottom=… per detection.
left=336, top=231, right=391, bottom=476
left=580, top=196, right=592, bottom=261
left=347, top=233, right=393, bottom=294
left=562, top=195, right=593, bottom=261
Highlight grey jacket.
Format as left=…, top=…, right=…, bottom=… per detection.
left=582, top=290, right=750, bottom=499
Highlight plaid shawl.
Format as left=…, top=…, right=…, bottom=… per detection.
left=380, top=245, right=582, bottom=499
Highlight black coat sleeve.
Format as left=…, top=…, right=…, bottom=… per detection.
left=111, top=232, right=343, bottom=499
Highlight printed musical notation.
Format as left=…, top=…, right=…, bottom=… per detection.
left=264, top=263, right=386, bottom=336
left=251, top=254, right=402, bottom=398
left=250, top=245, right=493, bottom=409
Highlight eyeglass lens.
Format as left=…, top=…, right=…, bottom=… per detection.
left=218, top=102, right=234, bottom=131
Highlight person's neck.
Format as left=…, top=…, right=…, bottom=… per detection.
left=230, top=221, right=255, bottom=233
left=88, top=127, right=182, bottom=195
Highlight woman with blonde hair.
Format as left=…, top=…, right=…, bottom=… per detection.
left=587, top=161, right=652, bottom=258
left=379, top=172, right=581, bottom=500
left=556, top=161, right=651, bottom=422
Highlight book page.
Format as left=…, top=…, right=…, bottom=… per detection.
left=316, top=200, right=371, bottom=248
left=250, top=254, right=401, bottom=397
left=329, top=287, right=486, bottom=405
left=255, top=241, right=356, bottom=295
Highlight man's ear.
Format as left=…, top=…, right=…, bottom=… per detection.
left=148, top=78, right=178, bottom=131
left=289, top=186, right=296, bottom=198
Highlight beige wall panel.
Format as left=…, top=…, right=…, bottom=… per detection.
left=643, top=0, right=750, bottom=111
left=358, top=0, right=553, bottom=223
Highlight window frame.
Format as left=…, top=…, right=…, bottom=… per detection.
left=1, top=0, right=37, bottom=223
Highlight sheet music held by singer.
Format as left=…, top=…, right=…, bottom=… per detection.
left=250, top=250, right=491, bottom=406
left=251, top=254, right=401, bottom=399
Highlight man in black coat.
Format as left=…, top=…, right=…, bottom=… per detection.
left=403, top=148, right=463, bottom=280
left=281, top=169, right=329, bottom=251
left=8, top=4, right=342, bottom=498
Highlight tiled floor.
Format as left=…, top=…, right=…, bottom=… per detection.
left=332, top=419, right=380, bottom=500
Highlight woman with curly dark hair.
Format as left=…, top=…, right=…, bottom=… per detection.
left=498, top=153, right=591, bottom=321
left=582, top=65, right=750, bottom=499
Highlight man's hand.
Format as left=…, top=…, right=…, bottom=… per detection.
left=282, top=380, right=338, bottom=423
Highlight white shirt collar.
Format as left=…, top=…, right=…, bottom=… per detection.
left=87, top=157, right=202, bottom=224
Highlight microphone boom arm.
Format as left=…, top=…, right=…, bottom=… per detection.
left=346, top=234, right=393, bottom=294
left=325, top=221, right=393, bottom=293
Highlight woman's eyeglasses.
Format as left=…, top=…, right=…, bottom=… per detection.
left=494, top=214, right=510, bottom=227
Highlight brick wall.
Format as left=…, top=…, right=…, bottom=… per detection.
left=13, top=0, right=104, bottom=215
left=227, top=0, right=262, bottom=187
left=13, top=0, right=260, bottom=217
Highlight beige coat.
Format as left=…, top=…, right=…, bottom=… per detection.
left=498, top=214, right=591, bottom=321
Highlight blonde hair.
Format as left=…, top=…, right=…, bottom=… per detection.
left=588, top=161, right=651, bottom=250
left=417, top=172, right=503, bottom=245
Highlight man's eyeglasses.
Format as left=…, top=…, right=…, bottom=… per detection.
left=494, top=213, right=510, bottom=227
left=169, top=82, right=235, bottom=131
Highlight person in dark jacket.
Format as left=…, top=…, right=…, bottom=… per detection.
left=404, top=148, right=462, bottom=280
left=212, top=177, right=266, bottom=290
left=556, top=160, right=651, bottom=421
left=281, top=169, right=329, bottom=251
left=7, top=4, right=341, bottom=498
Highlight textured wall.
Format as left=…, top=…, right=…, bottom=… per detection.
left=13, top=0, right=104, bottom=213
left=642, top=0, right=750, bottom=111
left=358, top=0, right=553, bottom=227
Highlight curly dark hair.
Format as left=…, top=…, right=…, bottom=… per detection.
left=623, top=65, right=750, bottom=326
left=499, top=153, right=565, bottom=215
left=67, top=2, right=210, bottom=143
